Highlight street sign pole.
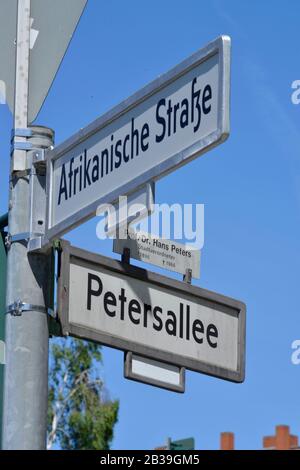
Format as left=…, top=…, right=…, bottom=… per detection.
left=2, top=0, right=54, bottom=450
left=0, top=219, right=8, bottom=450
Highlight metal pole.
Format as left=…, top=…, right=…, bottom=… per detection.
left=2, top=0, right=54, bottom=450
left=0, top=229, right=7, bottom=450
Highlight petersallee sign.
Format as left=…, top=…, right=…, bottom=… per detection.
left=58, top=243, right=245, bottom=383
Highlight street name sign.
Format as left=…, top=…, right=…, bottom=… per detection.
left=57, top=242, right=245, bottom=383
left=124, top=352, right=185, bottom=393
left=45, top=35, right=231, bottom=244
left=113, top=229, right=201, bottom=278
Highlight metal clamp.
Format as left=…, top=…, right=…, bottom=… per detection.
left=11, top=141, right=36, bottom=153
left=10, top=130, right=47, bottom=155
left=31, top=149, right=45, bottom=165
left=11, top=128, right=34, bottom=153
left=11, top=128, right=33, bottom=139
left=30, top=149, right=46, bottom=175
left=183, top=268, right=192, bottom=284
left=6, top=300, right=51, bottom=317
left=122, top=247, right=131, bottom=264
left=5, top=232, right=44, bottom=250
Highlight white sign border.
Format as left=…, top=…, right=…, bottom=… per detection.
left=45, top=35, right=231, bottom=243
left=57, top=241, right=245, bottom=383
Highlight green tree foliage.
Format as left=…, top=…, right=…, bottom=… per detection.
left=47, top=338, right=119, bottom=450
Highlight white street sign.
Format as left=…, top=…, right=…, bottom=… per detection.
left=113, top=229, right=201, bottom=278
left=124, top=352, right=185, bottom=393
left=0, top=0, right=87, bottom=123
left=58, top=243, right=245, bottom=383
left=45, top=36, right=231, bottom=244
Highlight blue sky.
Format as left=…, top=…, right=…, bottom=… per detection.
left=1, top=0, right=300, bottom=450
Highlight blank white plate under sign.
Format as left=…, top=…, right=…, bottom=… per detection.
left=124, top=352, right=185, bottom=393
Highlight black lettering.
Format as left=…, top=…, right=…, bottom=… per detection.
left=87, top=273, right=103, bottom=310
left=143, top=304, right=151, bottom=328
left=123, top=134, right=130, bottom=162
left=167, top=99, right=172, bottom=137
left=101, top=148, right=109, bottom=177
left=192, top=319, right=204, bottom=344
left=103, top=291, right=116, bottom=317
left=73, top=166, right=79, bottom=196
left=202, top=84, right=212, bottom=115
left=84, top=149, right=91, bottom=187
left=180, top=99, right=189, bottom=128
left=115, top=139, right=122, bottom=168
left=153, top=306, right=163, bottom=331
left=58, top=163, right=68, bottom=205
left=156, top=98, right=166, bottom=143
left=118, top=288, right=127, bottom=321
left=131, top=118, right=139, bottom=159
left=192, top=78, right=201, bottom=133
left=141, top=123, right=150, bottom=152
left=68, top=157, right=74, bottom=198
left=173, top=102, right=180, bottom=134
left=165, top=310, right=177, bottom=336
left=92, top=155, right=99, bottom=182
left=110, top=134, right=114, bottom=172
left=79, top=155, right=83, bottom=191
left=207, top=324, right=218, bottom=348
left=186, top=304, right=190, bottom=340
left=128, top=299, right=141, bottom=325
left=179, top=303, right=184, bottom=339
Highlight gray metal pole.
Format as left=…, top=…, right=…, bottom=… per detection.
left=2, top=0, right=54, bottom=450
